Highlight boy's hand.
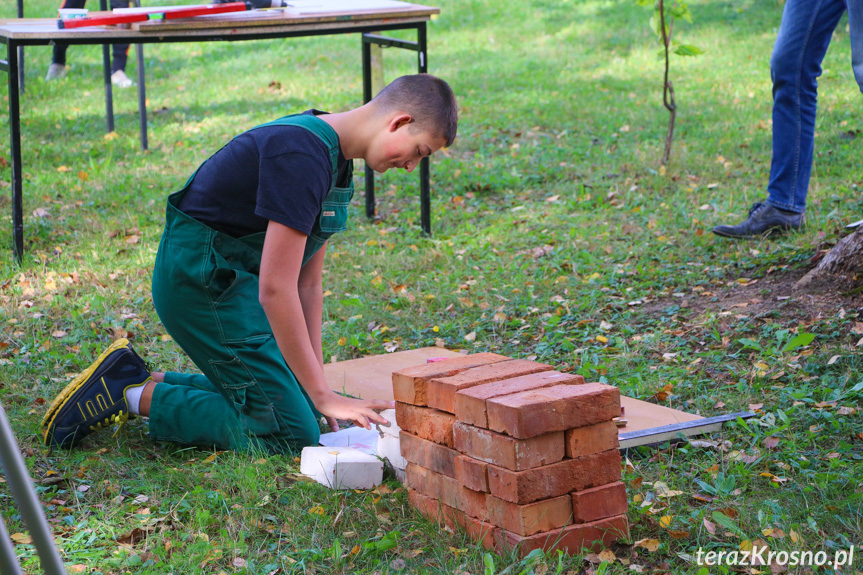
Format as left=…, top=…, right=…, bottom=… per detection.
left=314, top=391, right=394, bottom=432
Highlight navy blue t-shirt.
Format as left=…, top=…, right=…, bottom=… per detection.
left=178, top=110, right=351, bottom=238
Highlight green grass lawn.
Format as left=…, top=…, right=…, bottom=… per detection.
left=1, top=0, right=862, bottom=572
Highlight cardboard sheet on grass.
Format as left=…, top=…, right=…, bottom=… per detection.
left=322, top=348, right=748, bottom=449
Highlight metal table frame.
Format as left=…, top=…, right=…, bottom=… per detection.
left=1, top=10, right=433, bottom=262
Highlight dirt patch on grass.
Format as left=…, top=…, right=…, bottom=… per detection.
left=644, top=267, right=861, bottom=325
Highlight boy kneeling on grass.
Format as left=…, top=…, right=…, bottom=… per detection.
left=42, top=74, right=458, bottom=454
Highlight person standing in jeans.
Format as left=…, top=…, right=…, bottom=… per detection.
left=713, top=0, right=862, bottom=238
left=46, top=0, right=134, bottom=87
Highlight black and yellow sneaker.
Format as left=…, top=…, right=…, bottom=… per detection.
left=41, top=338, right=151, bottom=449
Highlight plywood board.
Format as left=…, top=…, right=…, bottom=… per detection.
left=323, top=347, right=461, bottom=401
left=321, top=349, right=750, bottom=446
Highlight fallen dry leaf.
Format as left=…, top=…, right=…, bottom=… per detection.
left=762, top=436, right=781, bottom=450
left=10, top=533, right=32, bottom=545
left=634, top=538, right=660, bottom=552
left=715, top=508, right=739, bottom=519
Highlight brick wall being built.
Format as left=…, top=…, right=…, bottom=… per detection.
left=393, top=353, right=629, bottom=556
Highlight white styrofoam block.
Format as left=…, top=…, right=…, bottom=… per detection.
left=300, top=446, right=383, bottom=489
left=377, top=432, right=407, bottom=470
left=376, top=408, right=400, bottom=438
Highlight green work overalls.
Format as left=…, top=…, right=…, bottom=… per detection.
left=150, top=114, right=353, bottom=454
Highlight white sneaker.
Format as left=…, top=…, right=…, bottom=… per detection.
left=111, top=70, right=134, bottom=88
left=45, top=63, right=68, bottom=81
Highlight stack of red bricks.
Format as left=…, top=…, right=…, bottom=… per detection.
left=393, top=353, right=628, bottom=556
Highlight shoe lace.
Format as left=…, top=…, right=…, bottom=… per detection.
left=89, top=411, right=132, bottom=437
left=748, top=202, right=766, bottom=217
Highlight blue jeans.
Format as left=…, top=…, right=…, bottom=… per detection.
left=766, top=0, right=863, bottom=214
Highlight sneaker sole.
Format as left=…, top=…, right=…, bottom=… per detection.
left=41, top=338, right=132, bottom=445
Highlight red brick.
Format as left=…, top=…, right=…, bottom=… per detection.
left=454, top=371, right=585, bottom=428
left=453, top=422, right=565, bottom=471
left=487, top=382, right=621, bottom=439
left=487, top=449, right=622, bottom=504
left=400, top=431, right=458, bottom=478
left=408, top=487, right=458, bottom=529
left=405, top=463, right=460, bottom=508
left=392, top=353, right=510, bottom=406
left=395, top=402, right=455, bottom=447
left=565, top=420, right=620, bottom=458
left=455, top=455, right=489, bottom=493
left=571, top=481, right=628, bottom=524
left=487, top=494, right=573, bottom=536
left=494, top=514, right=629, bottom=557
left=458, top=485, right=488, bottom=521
left=426, top=359, right=554, bottom=413
left=457, top=510, right=497, bottom=550
left=409, top=489, right=497, bottom=550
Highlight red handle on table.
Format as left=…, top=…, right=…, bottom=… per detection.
left=58, top=2, right=250, bottom=29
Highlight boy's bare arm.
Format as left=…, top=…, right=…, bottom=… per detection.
left=297, top=241, right=326, bottom=370
left=259, top=221, right=393, bottom=429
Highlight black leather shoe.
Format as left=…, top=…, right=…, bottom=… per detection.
left=712, top=202, right=804, bottom=239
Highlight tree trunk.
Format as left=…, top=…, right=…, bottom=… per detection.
left=794, top=227, right=863, bottom=291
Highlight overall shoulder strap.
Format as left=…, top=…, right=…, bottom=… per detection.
left=249, top=113, right=340, bottom=152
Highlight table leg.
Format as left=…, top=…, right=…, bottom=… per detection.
left=361, top=35, right=375, bottom=220
left=418, top=22, right=430, bottom=235
left=16, top=0, right=24, bottom=94
left=6, top=42, right=24, bottom=262
left=102, top=46, right=115, bottom=133
left=100, top=0, right=115, bottom=133
left=136, top=43, right=148, bottom=150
